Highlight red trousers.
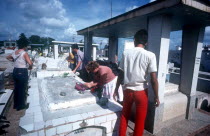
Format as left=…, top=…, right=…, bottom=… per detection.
left=119, top=89, right=148, bottom=136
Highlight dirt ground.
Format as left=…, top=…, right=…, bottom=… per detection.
left=5, top=101, right=26, bottom=136
left=189, top=124, right=210, bottom=136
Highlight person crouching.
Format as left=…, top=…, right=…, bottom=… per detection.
left=84, top=61, right=123, bottom=104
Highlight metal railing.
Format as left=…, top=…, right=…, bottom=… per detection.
left=169, top=67, right=210, bottom=81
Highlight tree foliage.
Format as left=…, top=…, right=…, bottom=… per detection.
left=29, top=35, right=41, bottom=44
left=17, top=33, right=29, bottom=46
left=40, top=37, right=55, bottom=46
left=29, top=35, right=55, bottom=46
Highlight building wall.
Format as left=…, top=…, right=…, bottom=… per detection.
left=4, top=41, right=17, bottom=47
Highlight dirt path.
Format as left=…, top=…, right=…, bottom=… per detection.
left=5, top=101, right=26, bottom=136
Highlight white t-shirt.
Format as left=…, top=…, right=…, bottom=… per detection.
left=119, top=47, right=157, bottom=91
left=76, top=50, right=84, bottom=70
left=12, top=50, right=27, bottom=68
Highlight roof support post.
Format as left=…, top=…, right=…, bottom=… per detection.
left=108, top=36, right=118, bottom=63
left=58, top=45, right=61, bottom=54
left=69, top=47, right=72, bottom=54
left=61, top=46, right=63, bottom=52
left=84, top=33, right=93, bottom=60
left=92, top=46, right=97, bottom=61
left=146, top=14, right=172, bottom=134
left=180, top=25, right=205, bottom=119
left=48, top=46, right=50, bottom=54
left=54, top=44, right=58, bottom=59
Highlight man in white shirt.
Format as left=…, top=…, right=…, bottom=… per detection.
left=114, top=29, right=159, bottom=136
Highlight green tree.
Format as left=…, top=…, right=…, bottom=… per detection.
left=40, top=37, right=47, bottom=45
left=48, top=37, right=55, bottom=45
left=17, top=33, right=29, bottom=46
left=29, top=35, right=41, bottom=44
left=40, top=37, right=55, bottom=46
left=29, top=35, right=55, bottom=46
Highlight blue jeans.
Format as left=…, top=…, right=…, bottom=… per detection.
left=13, top=68, right=28, bottom=110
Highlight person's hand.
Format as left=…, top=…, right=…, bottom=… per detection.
left=72, top=69, right=76, bottom=73
left=154, top=97, right=160, bottom=107
left=28, top=65, right=33, bottom=70
left=84, top=83, right=91, bottom=88
left=67, top=58, right=73, bottom=62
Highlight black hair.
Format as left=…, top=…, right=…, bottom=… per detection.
left=71, top=44, right=79, bottom=49
left=134, top=29, right=148, bottom=46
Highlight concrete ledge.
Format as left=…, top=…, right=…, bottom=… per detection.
left=0, top=89, right=13, bottom=115
left=36, top=70, right=73, bottom=79
left=164, top=83, right=179, bottom=96
left=163, top=92, right=187, bottom=122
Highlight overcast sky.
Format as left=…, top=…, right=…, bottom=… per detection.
left=0, top=0, right=209, bottom=47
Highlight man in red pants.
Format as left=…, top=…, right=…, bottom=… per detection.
left=114, top=29, right=160, bottom=136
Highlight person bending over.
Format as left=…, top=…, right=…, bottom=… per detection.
left=84, top=61, right=123, bottom=103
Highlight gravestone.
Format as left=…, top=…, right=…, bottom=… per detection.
left=39, top=76, right=96, bottom=111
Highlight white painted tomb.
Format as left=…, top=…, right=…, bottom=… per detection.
left=20, top=69, right=122, bottom=136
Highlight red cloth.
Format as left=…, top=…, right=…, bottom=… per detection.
left=94, top=66, right=116, bottom=86
left=119, top=89, right=148, bottom=136
left=75, top=83, right=88, bottom=91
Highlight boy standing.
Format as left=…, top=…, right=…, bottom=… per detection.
left=115, top=29, right=160, bottom=136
